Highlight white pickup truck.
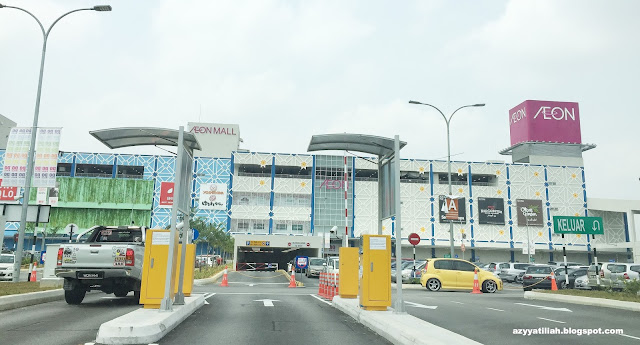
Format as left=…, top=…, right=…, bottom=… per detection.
left=55, top=226, right=146, bottom=304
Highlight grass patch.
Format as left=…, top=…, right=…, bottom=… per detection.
left=0, top=282, right=58, bottom=297
left=194, top=265, right=227, bottom=280
left=538, top=289, right=640, bottom=303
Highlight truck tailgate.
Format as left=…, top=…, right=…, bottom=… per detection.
left=60, top=243, right=133, bottom=269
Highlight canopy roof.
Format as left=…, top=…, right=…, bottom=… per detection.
left=307, top=133, right=406, bottom=158
left=90, top=127, right=201, bottom=152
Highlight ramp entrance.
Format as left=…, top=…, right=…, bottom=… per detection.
left=236, top=247, right=318, bottom=271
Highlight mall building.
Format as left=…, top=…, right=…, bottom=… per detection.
left=1, top=102, right=638, bottom=269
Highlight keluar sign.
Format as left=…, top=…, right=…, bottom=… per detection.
left=553, top=216, right=604, bottom=235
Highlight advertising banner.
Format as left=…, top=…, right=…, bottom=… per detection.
left=516, top=199, right=544, bottom=226
left=198, top=183, right=227, bottom=210
left=0, top=179, right=19, bottom=201
left=2, top=127, right=31, bottom=187
left=36, top=187, right=48, bottom=205
left=439, top=195, right=466, bottom=223
left=33, top=128, right=62, bottom=187
left=509, top=100, right=581, bottom=146
left=477, top=197, right=505, bottom=225
left=159, top=182, right=174, bottom=208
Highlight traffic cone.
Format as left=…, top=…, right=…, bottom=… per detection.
left=220, top=266, right=229, bottom=287
left=550, top=270, right=558, bottom=291
left=288, top=267, right=297, bottom=288
left=29, top=263, right=37, bottom=282
left=471, top=268, right=482, bottom=294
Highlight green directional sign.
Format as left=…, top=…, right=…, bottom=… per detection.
left=444, top=254, right=452, bottom=258
left=553, top=216, right=604, bottom=235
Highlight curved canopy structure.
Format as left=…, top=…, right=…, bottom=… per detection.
left=307, top=133, right=406, bottom=158
left=89, top=127, right=201, bottom=152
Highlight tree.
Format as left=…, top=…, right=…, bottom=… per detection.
left=190, top=217, right=233, bottom=264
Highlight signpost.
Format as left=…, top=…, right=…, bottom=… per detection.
left=553, top=216, right=605, bottom=286
left=408, top=233, right=420, bottom=274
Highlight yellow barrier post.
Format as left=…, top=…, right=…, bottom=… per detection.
left=339, top=247, right=359, bottom=298
left=359, top=235, right=391, bottom=311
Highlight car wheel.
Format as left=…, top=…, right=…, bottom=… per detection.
left=483, top=280, right=498, bottom=293
left=426, top=278, right=441, bottom=291
left=114, top=289, right=129, bottom=297
left=559, top=281, right=568, bottom=290
left=64, top=287, right=86, bottom=305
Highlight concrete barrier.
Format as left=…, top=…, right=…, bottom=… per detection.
left=0, top=289, right=64, bottom=311
left=96, top=294, right=205, bottom=344
left=332, top=296, right=482, bottom=345
left=193, top=269, right=226, bottom=286
left=524, top=291, right=640, bottom=312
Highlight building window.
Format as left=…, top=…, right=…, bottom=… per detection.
left=233, top=192, right=270, bottom=206
left=355, top=169, right=378, bottom=181
left=274, top=223, right=287, bottom=234
left=400, top=171, right=429, bottom=184
left=237, top=221, right=249, bottom=230
left=254, top=223, right=264, bottom=230
left=291, top=224, right=304, bottom=232
left=237, top=164, right=271, bottom=178
left=57, top=163, right=72, bottom=177
left=75, top=164, right=113, bottom=178
left=117, top=165, right=144, bottom=179
left=274, top=194, right=311, bottom=207
left=274, top=165, right=312, bottom=179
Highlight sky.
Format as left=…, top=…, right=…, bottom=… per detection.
left=0, top=0, right=638, bottom=200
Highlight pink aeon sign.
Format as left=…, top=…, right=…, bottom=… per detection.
left=509, top=100, right=581, bottom=146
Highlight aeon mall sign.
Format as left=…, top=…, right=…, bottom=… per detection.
left=508, top=100, right=581, bottom=146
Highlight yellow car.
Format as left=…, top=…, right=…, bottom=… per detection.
left=420, top=258, right=502, bottom=293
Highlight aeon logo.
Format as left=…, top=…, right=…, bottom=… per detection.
left=511, top=107, right=526, bottom=124
left=320, top=179, right=349, bottom=190
left=534, top=106, right=576, bottom=121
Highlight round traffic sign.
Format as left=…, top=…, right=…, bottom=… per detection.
left=13, top=233, right=18, bottom=242
left=408, top=233, right=420, bottom=246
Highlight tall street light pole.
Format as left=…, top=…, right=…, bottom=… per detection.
left=408, top=100, right=485, bottom=259
left=0, top=4, right=112, bottom=282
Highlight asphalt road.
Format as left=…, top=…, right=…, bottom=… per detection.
left=0, top=292, right=140, bottom=345
left=161, top=271, right=392, bottom=345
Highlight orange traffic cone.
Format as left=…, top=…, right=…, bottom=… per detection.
left=220, top=266, right=229, bottom=287
left=288, top=267, right=297, bottom=288
left=29, top=263, right=37, bottom=282
left=550, top=270, right=558, bottom=291
left=471, top=268, right=482, bottom=294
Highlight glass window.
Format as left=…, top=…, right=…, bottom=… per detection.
left=526, top=266, right=552, bottom=274
left=254, top=223, right=265, bottom=230
left=514, top=264, right=530, bottom=270
left=499, top=263, right=510, bottom=269
left=0, top=255, right=14, bottom=263
left=237, top=221, right=249, bottom=230
left=630, top=266, right=640, bottom=273
left=275, top=224, right=287, bottom=231
left=434, top=260, right=453, bottom=270
left=291, top=224, right=303, bottom=232
left=454, top=261, right=476, bottom=272
left=117, top=165, right=144, bottom=179
left=608, top=264, right=626, bottom=273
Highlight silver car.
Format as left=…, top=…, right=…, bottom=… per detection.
left=500, top=263, right=532, bottom=283
left=610, top=263, right=640, bottom=291
left=574, top=274, right=590, bottom=290
left=305, top=257, right=325, bottom=278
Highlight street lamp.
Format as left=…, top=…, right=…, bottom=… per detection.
left=408, top=100, right=485, bottom=258
left=1, top=3, right=112, bottom=282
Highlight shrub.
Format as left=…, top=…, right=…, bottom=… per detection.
left=623, top=279, right=640, bottom=295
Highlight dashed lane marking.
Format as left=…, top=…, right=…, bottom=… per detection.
left=620, top=334, right=640, bottom=341
left=203, top=293, right=216, bottom=299
left=450, top=301, right=464, bottom=304
left=537, top=317, right=566, bottom=324
left=486, top=307, right=504, bottom=312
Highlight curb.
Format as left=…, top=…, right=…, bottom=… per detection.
left=96, top=294, right=205, bottom=344
left=524, top=291, right=640, bottom=312
left=390, top=283, right=424, bottom=290
left=0, top=289, right=64, bottom=312
left=332, top=296, right=482, bottom=345
left=193, top=269, right=227, bottom=286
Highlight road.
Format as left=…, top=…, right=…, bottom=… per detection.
left=0, top=292, right=140, bottom=345
left=161, top=270, right=392, bottom=345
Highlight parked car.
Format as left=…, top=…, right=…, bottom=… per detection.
left=324, top=256, right=339, bottom=274
left=553, top=267, right=588, bottom=289
left=522, top=265, right=555, bottom=291
left=393, top=260, right=426, bottom=284
left=610, top=263, right=640, bottom=291
left=420, top=258, right=502, bottom=293
left=305, top=257, right=325, bottom=278
left=574, top=274, right=591, bottom=290
left=0, top=253, right=15, bottom=281
left=587, top=262, right=619, bottom=290
left=486, top=262, right=508, bottom=277
left=500, top=263, right=532, bottom=283
left=548, top=261, right=584, bottom=268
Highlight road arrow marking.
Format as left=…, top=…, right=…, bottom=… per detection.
left=515, top=303, right=572, bottom=312
left=537, top=317, right=566, bottom=324
left=254, top=299, right=279, bottom=307
left=204, top=300, right=210, bottom=305
left=405, top=301, right=437, bottom=309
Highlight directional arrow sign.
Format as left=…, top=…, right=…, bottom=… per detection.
left=515, top=303, right=572, bottom=312
left=405, top=301, right=437, bottom=310
left=254, top=299, right=279, bottom=307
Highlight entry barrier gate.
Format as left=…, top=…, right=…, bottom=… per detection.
left=236, top=262, right=279, bottom=271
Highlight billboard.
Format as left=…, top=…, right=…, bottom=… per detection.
left=509, top=100, right=581, bottom=146
left=1, top=127, right=61, bottom=188
left=198, top=183, right=227, bottom=210
left=477, top=197, right=505, bottom=225
left=439, top=195, right=466, bottom=223
left=187, top=122, right=240, bottom=158
left=0, top=179, right=18, bottom=201
left=516, top=199, right=544, bottom=226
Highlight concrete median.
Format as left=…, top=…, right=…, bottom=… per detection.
left=0, top=289, right=64, bottom=311
left=524, top=291, right=640, bottom=312
left=332, top=296, right=482, bottom=345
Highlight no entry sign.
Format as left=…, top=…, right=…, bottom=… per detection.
left=408, top=233, right=420, bottom=246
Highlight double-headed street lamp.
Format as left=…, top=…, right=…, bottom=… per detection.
left=0, top=3, right=112, bottom=282
left=408, top=100, right=485, bottom=259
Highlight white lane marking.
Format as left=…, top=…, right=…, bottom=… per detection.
left=620, top=334, right=640, bottom=341
left=204, top=300, right=209, bottom=305
left=254, top=299, right=279, bottom=307
left=310, top=294, right=332, bottom=305
left=84, top=343, right=95, bottom=345
left=486, top=307, right=504, bottom=312
left=515, top=302, right=572, bottom=312
left=405, top=301, right=437, bottom=309
left=537, top=317, right=566, bottom=324
left=203, top=293, right=216, bottom=300
left=450, top=301, right=464, bottom=304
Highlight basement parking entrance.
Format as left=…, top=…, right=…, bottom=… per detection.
left=236, top=247, right=319, bottom=271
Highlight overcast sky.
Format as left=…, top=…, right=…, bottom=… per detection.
left=0, top=0, right=638, bottom=200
